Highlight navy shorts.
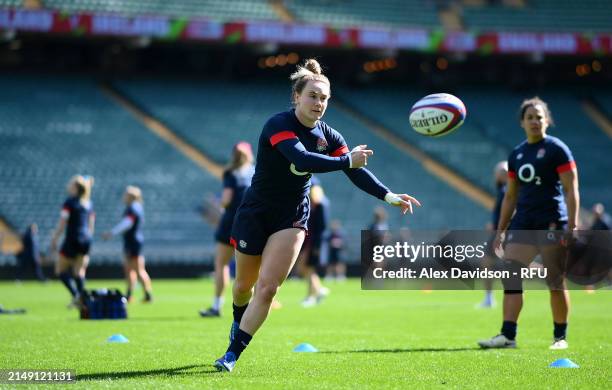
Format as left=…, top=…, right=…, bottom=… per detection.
left=328, top=249, right=341, bottom=265
left=60, top=239, right=91, bottom=258
left=506, top=216, right=568, bottom=247
left=214, top=212, right=235, bottom=246
left=230, top=195, right=310, bottom=256
left=124, top=240, right=143, bottom=259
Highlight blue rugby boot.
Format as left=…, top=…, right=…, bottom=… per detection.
left=214, top=352, right=237, bottom=372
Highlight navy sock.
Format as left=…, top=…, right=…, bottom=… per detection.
left=74, top=276, right=86, bottom=295
left=554, top=322, right=567, bottom=340
left=233, top=303, right=248, bottom=324
left=59, top=272, right=77, bottom=297
left=501, top=321, right=517, bottom=340
left=227, top=328, right=252, bottom=360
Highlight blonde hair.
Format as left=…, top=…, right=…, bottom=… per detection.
left=70, top=175, right=94, bottom=201
left=494, top=160, right=508, bottom=174
left=290, top=58, right=330, bottom=105
left=226, top=142, right=253, bottom=172
left=125, top=185, right=143, bottom=203
left=310, top=184, right=325, bottom=204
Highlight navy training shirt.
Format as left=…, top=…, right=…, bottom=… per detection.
left=62, top=196, right=93, bottom=241
left=507, top=135, right=575, bottom=221
left=223, top=166, right=254, bottom=215
left=123, top=202, right=144, bottom=244
left=249, top=109, right=349, bottom=205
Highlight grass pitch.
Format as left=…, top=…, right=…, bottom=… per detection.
left=1, top=279, right=610, bottom=389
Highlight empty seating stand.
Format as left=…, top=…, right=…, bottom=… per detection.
left=284, top=0, right=439, bottom=29
left=40, top=0, right=279, bottom=21
left=462, top=0, right=612, bottom=32
left=0, top=75, right=218, bottom=265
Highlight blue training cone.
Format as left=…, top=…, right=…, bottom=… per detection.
left=107, top=334, right=129, bottom=343
left=549, top=358, right=579, bottom=368
left=293, top=343, right=318, bottom=352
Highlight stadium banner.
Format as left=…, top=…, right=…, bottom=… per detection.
left=0, top=8, right=611, bottom=55
left=357, top=27, right=429, bottom=50
left=361, top=230, right=612, bottom=290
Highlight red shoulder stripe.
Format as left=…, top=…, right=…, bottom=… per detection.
left=270, top=131, right=298, bottom=146
left=556, top=161, right=576, bottom=174
left=330, top=145, right=349, bottom=157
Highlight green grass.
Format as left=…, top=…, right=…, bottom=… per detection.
left=1, top=279, right=610, bottom=389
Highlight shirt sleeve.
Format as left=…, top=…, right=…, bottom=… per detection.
left=343, top=167, right=390, bottom=201
left=324, top=125, right=350, bottom=157
left=222, top=170, right=236, bottom=190
left=111, top=216, right=134, bottom=236
left=552, top=140, right=576, bottom=174
left=60, top=200, right=71, bottom=219
left=264, top=116, right=350, bottom=173
left=275, top=139, right=351, bottom=173
left=507, top=150, right=517, bottom=180
left=123, top=207, right=137, bottom=222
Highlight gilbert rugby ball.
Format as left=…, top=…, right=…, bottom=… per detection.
left=409, top=93, right=466, bottom=137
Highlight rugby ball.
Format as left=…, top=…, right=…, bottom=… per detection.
left=409, top=93, right=466, bottom=137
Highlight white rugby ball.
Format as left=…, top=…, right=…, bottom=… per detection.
left=409, top=93, right=466, bottom=137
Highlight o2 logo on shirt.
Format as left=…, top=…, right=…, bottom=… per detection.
left=290, top=163, right=310, bottom=176
left=518, top=163, right=542, bottom=185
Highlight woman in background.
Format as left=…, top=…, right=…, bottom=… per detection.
left=51, top=175, right=95, bottom=308
left=103, top=186, right=153, bottom=303
left=200, top=142, right=254, bottom=317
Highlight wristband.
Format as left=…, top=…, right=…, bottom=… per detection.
left=384, top=192, right=402, bottom=206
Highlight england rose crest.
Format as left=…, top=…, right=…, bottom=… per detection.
left=316, top=138, right=328, bottom=152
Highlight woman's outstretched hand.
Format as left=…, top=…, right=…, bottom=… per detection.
left=385, top=193, right=422, bottom=215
